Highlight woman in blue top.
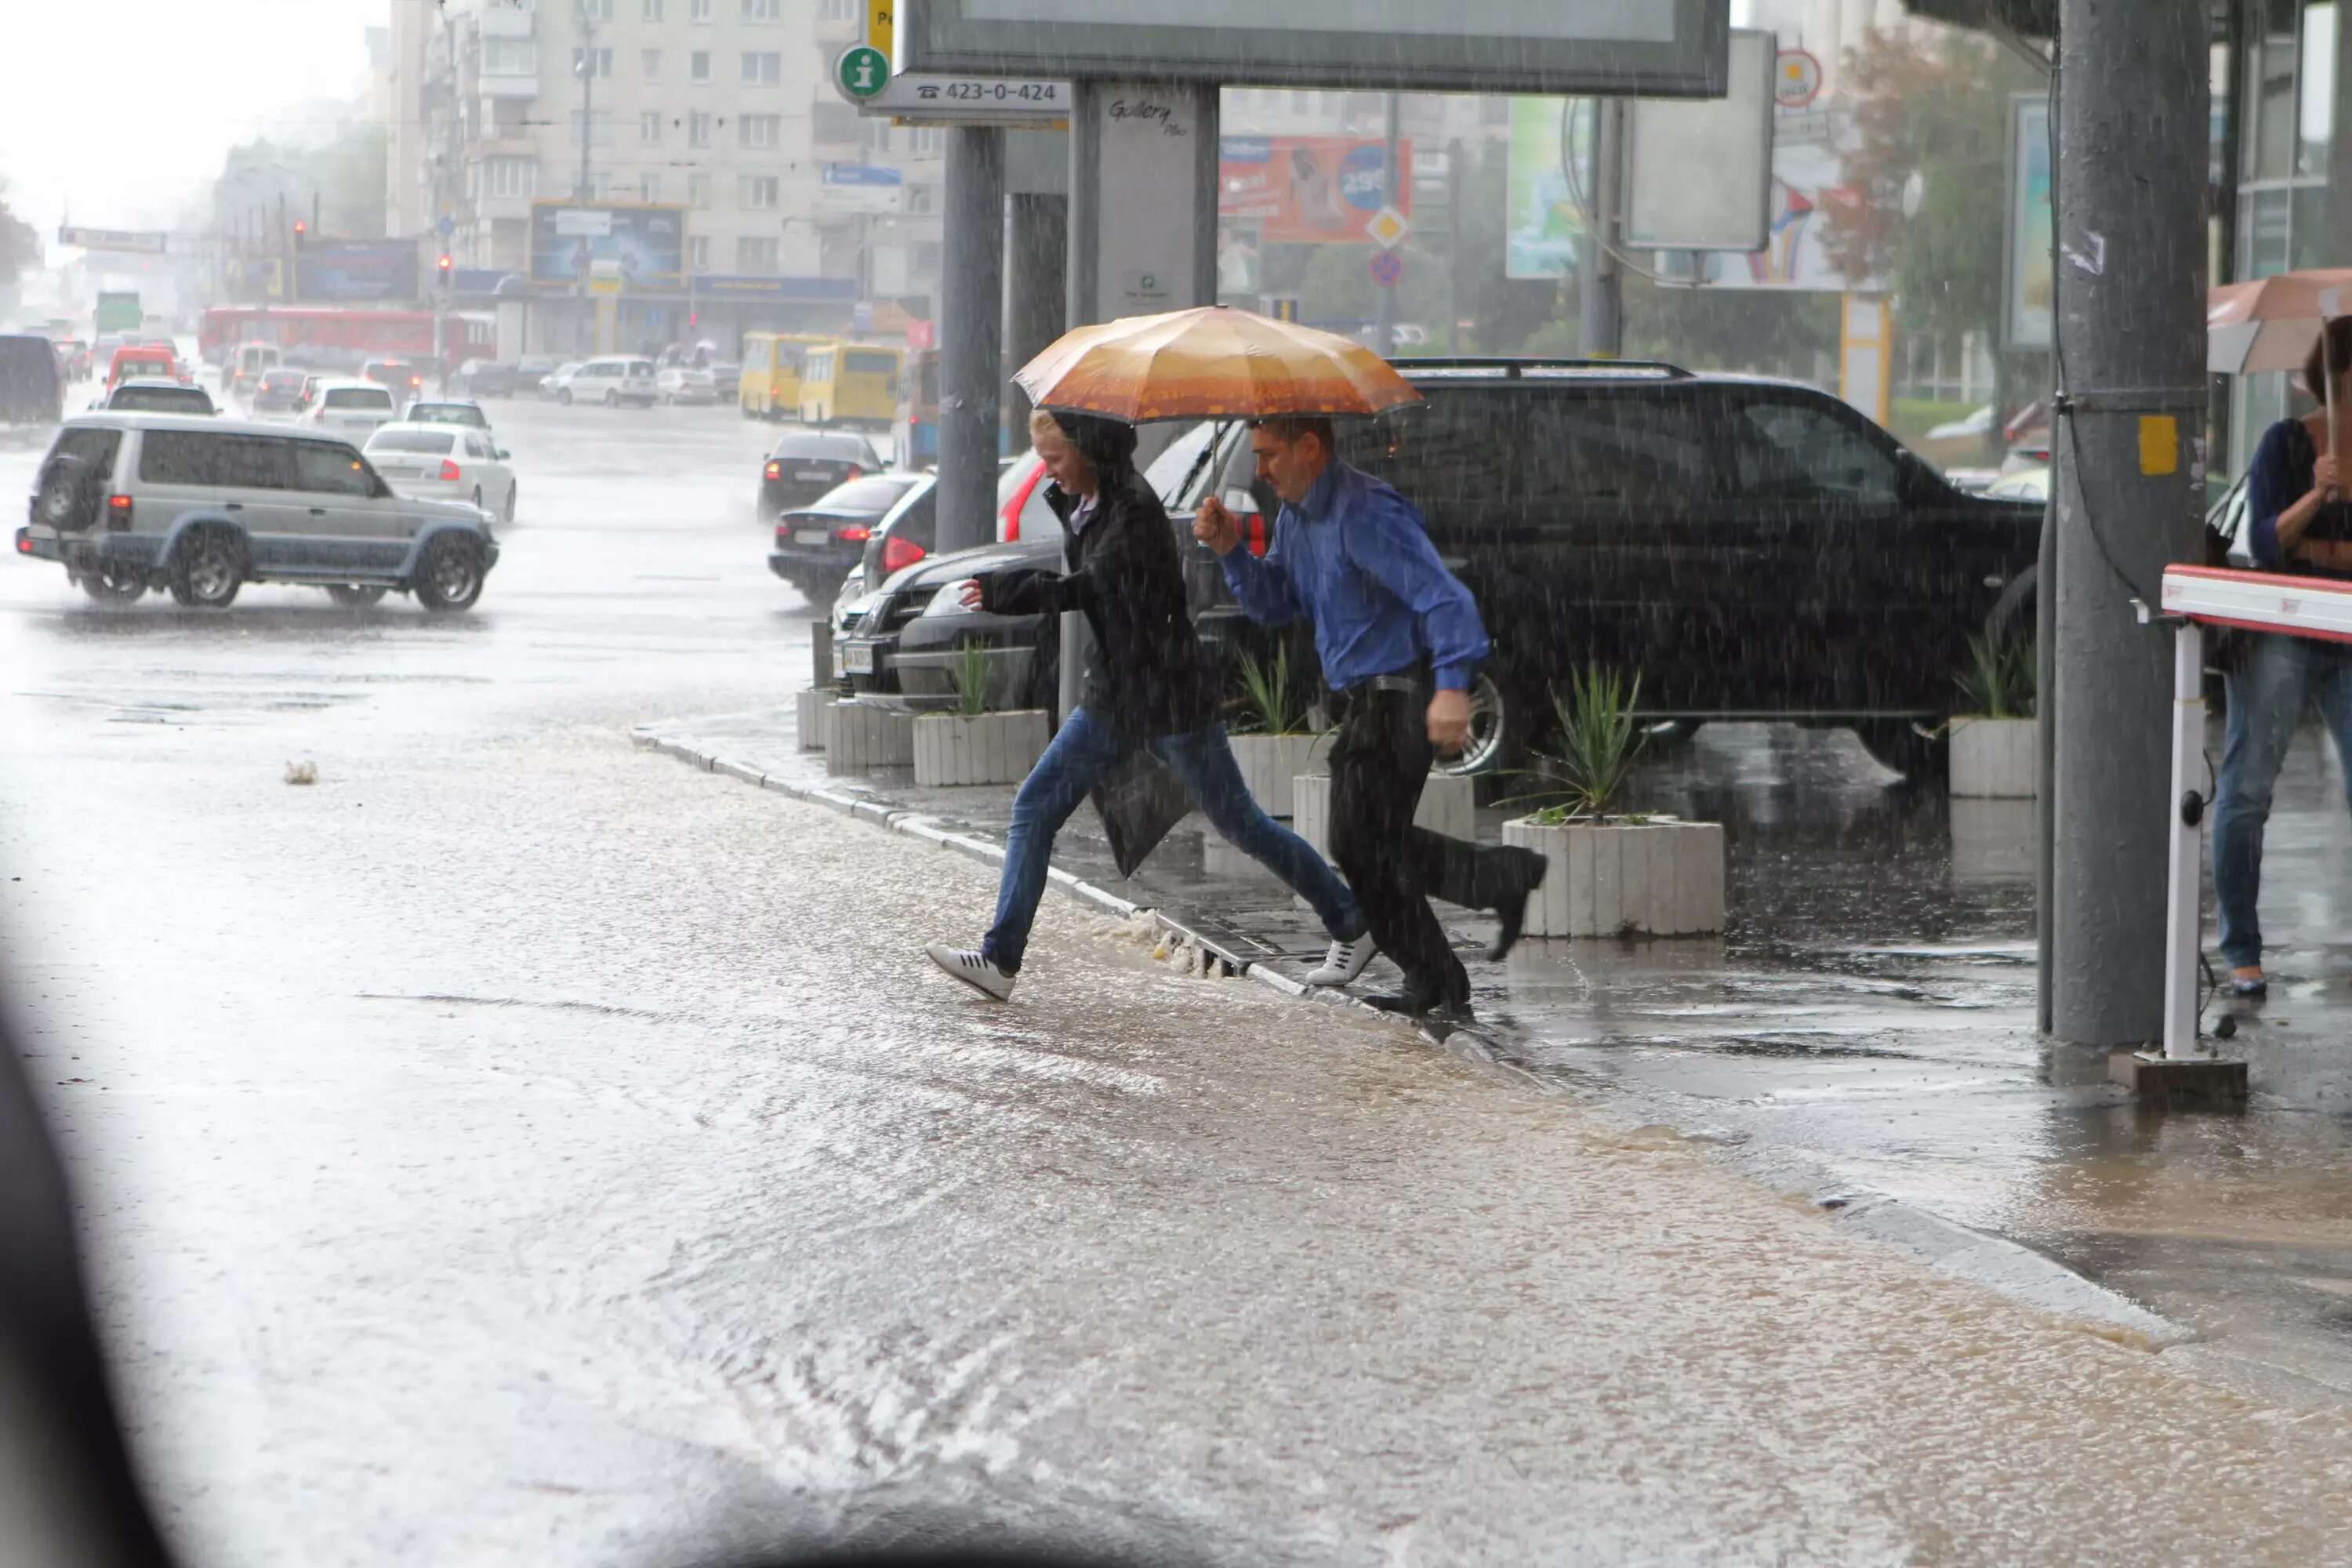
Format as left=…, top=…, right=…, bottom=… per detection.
left=2213, top=318, right=2352, bottom=996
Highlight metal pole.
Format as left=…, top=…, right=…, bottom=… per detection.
left=1004, top=192, right=1067, bottom=454
left=1580, top=100, right=1623, bottom=358
left=575, top=7, right=594, bottom=201
left=2034, top=490, right=2056, bottom=1036
left=1374, top=92, right=1400, bottom=357
left=936, top=124, right=1004, bottom=557
left=1446, top=135, right=1462, bottom=354
left=2048, top=0, right=2209, bottom=1047
left=2161, top=622, right=2205, bottom=1058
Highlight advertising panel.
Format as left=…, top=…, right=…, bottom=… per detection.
left=1218, top=136, right=1410, bottom=245
left=1504, top=98, right=1583, bottom=281
left=2004, top=94, right=2053, bottom=350
left=528, top=201, right=688, bottom=289
left=296, top=241, right=421, bottom=303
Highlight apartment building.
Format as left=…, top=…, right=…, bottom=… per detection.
left=384, top=0, right=944, bottom=351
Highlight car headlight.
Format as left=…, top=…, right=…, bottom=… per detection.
left=919, top=579, right=979, bottom=619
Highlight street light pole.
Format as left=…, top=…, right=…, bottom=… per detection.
left=575, top=5, right=595, bottom=201
left=1374, top=93, right=1400, bottom=358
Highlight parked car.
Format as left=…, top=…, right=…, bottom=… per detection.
left=655, top=365, right=718, bottom=405
left=297, top=379, right=399, bottom=440
left=448, top=359, right=521, bottom=398
left=401, top=399, right=493, bottom=431
left=14, top=411, right=499, bottom=610
left=249, top=366, right=310, bottom=416
left=97, top=379, right=215, bottom=416
left=360, top=358, right=427, bottom=401
left=767, top=472, right=926, bottom=607
left=546, top=356, right=656, bottom=408
left=1981, top=466, right=2048, bottom=503
left=535, top=361, right=581, bottom=398
left=834, top=532, right=1065, bottom=708
left=363, top=421, right=517, bottom=524
left=758, top=429, right=884, bottom=519
left=0, top=333, right=64, bottom=423
left=706, top=361, right=742, bottom=400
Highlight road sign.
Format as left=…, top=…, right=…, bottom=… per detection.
left=59, top=226, right=168, bottom=255
left=437, top=214, right=456, bottom=238
left=838, top=45, right=890, bottom=99
left=847, top=73, right=1070, bottom=125
left=1366, top=205, right=1410, bottom=250
left=1369, top=250, right=1403, bottom=287
left=1775, top=49, right=1823, bottom=111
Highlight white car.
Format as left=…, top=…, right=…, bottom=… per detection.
left=546, top=355, right=656, bottom=408
left=655, top=365, right=718, bottom=405
left=299, top=379, right=399, bottom=439
left=364, top=421, right=517, bottom=525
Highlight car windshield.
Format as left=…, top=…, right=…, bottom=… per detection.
left=407, top=405, right=486, bottom=426
left=771, top=432, right=877, bottom=463
left=366, top=430, right=456, bottom=455
left=808, top=475, right=918, bottom=513
left=324, top=388, right=393, bottom=409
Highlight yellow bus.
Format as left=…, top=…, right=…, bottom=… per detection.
left=737, top=331, right=831, bottom=421
left=798, top=342, right=902, bottom=430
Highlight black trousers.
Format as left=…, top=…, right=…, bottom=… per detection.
left=1327, top=684, right=1519, bottom=1006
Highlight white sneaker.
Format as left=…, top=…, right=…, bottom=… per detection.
left=1304, top=932, right=1377, bottom=987
left=927, top=942, right=1015, bottom=1000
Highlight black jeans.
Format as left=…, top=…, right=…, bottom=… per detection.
left=1327, top=684, right=1518, bottom=1006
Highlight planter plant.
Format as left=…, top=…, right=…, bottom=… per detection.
left=912, top=641, right=1050, bottom=787
left=1948, top=632, right=2038, bottom=799
left=1226, top=645, right=1327, bottom=818
left=1498, top=666, right=1724, bottom=938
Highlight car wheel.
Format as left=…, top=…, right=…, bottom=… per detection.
left=77, top=561, right=146, bottom=603
left=34, top=453, right=98, bottom=531
left=557, top=389, right=572, bottom=406
left=603, top=389, right=619, bottom=408
left=412, top=533, right=485, bottom=613
left=1432, top=670, right=1515, bottom=778
left=167, top=526, right=242, bottom=609
left=1986, top=564, right=2036, bottom=653
left=501, top=483, right=517, bottom=525
left=1854, top=720, right=1945, bottom=785
left=325, top=584, right=387, bottom=606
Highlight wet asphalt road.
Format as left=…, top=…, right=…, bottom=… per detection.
left=13, top=394, right=2352, bottom=1565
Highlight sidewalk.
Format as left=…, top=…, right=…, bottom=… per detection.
left=639, top=700, right=2352, bottom=1403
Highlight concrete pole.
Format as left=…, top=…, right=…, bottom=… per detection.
left=1004, top=193, right=1067, bottom=452
left=936, top=125, right=1005, bottom=557
left=1580, top=100, right=1623, bottom=358
left=2047, top=0, right=2209, bottom=1047
left=1374, top=92, right=1400, bottom=357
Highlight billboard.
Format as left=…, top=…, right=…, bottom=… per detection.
left=902, top=0, right=1730, bottom=96
left=2004, top=94, right=2053, bottom=350
left=1504, top=98, right=1584, bottom=281
left=296, top=241, right=420, bottom=303
left=528, top=202, right=688, bottom=289
left=1218, top=136, right=1410, bottom=245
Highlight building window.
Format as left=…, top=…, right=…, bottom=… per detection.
left=906, top=125, right=944, bottom=156
left=582, top=170, right=613, bottom=199
left=742, top=175, right=779, bottom=209
left=738, top=236, right=781, bottom=273
left=818, top=0, right=857, bottom=17
left=568, top=110, right=614, bottom=144
left=689, top=50, right=711, bottom=82
left=688, top=234, right=710, bottom=270
left=906, top=181, right=933, bottom=214
left=481, top=158, right=537, bottom=199
left=742, top=0, right=781, bottom=18
left=640, top=110, right=663, bottom=143
left=740, top=113, right=781, bottom=148
left=641, top=0, right=663, bottom=16
left=690, top=0, right=711, bottom=19
left=688, top=110, right=713, bottom=147
left=641, top=47, right=662, bottom=79
left=742, top=52, right=781, bottom=85
left=572, top=46, right=613, bottom=78
left=813, top=101, right=858, bottom=143
left=578, top=0, right=614, bottom=19
left=688, top=172, right=710, bottom=208
left=639, top=172, right=662, bottom=203
left=482, top=38, right=537, bottom=76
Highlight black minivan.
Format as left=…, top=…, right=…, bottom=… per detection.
left=0, top=335, right=63, bottom=424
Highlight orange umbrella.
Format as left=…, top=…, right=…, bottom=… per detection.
left=2209, top=267, right=2352, bottom=455
left=1014, top=304, right=1422, bottom=424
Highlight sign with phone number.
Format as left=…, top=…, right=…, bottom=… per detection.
left=831, top=51, right=1069, bottom=125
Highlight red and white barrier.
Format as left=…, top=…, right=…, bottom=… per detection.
left=2157, top=565, right=2352, bottom=1056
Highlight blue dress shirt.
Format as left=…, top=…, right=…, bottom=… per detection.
left=1218, top=459, right=1490, bottom=691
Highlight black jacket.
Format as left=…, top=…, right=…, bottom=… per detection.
left=980, top=466, right=1220, bottom=739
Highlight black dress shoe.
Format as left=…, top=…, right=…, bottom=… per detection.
left=1488, top=846, right=1550, bottom=963
left=1367, top=989, right=1475, bottom=1022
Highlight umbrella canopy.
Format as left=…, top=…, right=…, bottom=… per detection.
left=1014, top=304, right=1422, bottom=424
left=2208, top=268, right=2352, bottom=376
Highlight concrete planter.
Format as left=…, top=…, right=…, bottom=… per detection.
left=1500, top=815, right=1725, bottom=938
left=826, top=701, right=913, bottom=772
left=1229, top=731, right=1330, bottom=818
left=810, top=618, right=833, bottom=691
left=1949, top=717, right=2038, bottom=799
left=796, top=687, right=833, bottom=752
left=1949, top=797, right=2035, bottom=883
left=1292, top=771, right=1477, bottom=862
left=913, top=709, right=1051, bottom=787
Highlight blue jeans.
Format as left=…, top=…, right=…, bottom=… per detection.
left=982, top=706, right=1365, bottom=975
left=2212, top=632, right=2352, bottom=969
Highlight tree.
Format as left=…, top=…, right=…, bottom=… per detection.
left=0, top=180, right=41, bottom=299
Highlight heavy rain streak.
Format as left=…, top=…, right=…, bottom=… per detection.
left=12, top=2, right=2352, bottom=1566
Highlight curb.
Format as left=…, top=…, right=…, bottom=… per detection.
left=633, top=720, right=2205, bottom=1356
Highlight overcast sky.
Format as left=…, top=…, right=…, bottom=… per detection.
left=0, top=0, right=387, bottom=252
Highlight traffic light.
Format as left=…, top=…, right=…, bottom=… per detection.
left=437, top=253, right=453, bottom=289
left=292, top=219, right=307, bottom=248
left=687, top=310, right=699, bottom=328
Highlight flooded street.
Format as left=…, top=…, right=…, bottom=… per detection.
left=10, top=398, right=2352, bottom=1564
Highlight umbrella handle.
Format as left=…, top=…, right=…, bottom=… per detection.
left=2330, top=321, right=2341, bottom=470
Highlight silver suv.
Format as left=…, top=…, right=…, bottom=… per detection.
left=14, top=411, right=500, bottom=610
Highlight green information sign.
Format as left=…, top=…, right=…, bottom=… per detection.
left=837, top=45, right=889, bottom=98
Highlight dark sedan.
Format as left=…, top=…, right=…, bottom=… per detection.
left=759, top=430, right=885, bottom=521
left=835, top=535, right=1065, bottom=710
left=767, top=471, right=925, bottom=607
left=449, top=359, right=522, bottom=397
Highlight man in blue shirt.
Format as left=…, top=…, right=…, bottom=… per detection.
left=1197, top=416, right=1548, bottom=1018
